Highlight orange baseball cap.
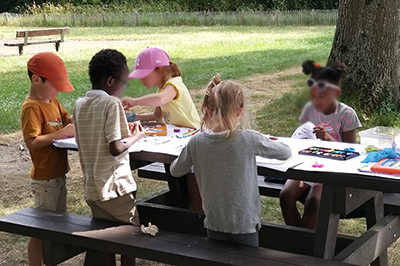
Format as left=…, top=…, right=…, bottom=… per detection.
left=27, top=52, right=74, bottom=93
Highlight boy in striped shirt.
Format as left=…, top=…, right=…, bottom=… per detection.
left=74, top=49, right=144, bottom=266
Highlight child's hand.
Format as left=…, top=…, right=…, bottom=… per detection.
left=313, top=126, right=334, bottom=141
left=62, top=123, right=75, bottom=138
left=131, top=123, right=145, bottom=140
left=121, top=97, right=136, bottom=110
left=65, top=115, right=73, bottom=125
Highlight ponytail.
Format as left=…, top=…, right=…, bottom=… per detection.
left=201, top=74, right=245, bottom=138
left=169, top=61, right=182, bottom=77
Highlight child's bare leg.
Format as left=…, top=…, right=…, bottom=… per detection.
left=280, top=180, right=310, bottom=226
left=186, top=174, right=203, bottom=212
left=121, top=255, right=135, bottom=266
left=28, top=237, right=43, bottom=266
left=301, top=184, right=323, bottom=229
left=102, top=252, right=116, bottom=266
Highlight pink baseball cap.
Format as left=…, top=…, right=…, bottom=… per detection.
left=128, top=47, right=170, bottom=79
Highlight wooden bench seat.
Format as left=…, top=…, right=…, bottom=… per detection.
left=0, top=208, right=352, bottom=266
left=138, top=162, right=400, bottom=216
left=4, top=27, right=70, bottom=55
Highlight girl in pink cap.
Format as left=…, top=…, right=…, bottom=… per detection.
left=121, top=47, right=200, bottom=129
left=122, top=47, right=202, bottom=211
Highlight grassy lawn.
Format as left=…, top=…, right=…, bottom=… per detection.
left=0, top=25, right=334, bottom=133
left=1, top=25, right=399, bottom=265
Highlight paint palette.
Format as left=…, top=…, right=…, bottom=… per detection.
left=142, top=122, right=167, bottom=136
left=299, top=147, right=360, bottom=161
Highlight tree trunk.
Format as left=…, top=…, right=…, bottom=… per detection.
left=328, top=0, right=400, bottom=114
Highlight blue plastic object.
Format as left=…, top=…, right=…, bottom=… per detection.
left=361, top=148, right=400, bottom=163
left=126, top=113, right=136, bottom=122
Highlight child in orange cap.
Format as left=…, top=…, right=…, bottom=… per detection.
left=21, top=52, right=75, bottom=266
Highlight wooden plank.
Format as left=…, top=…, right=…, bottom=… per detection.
left=137, top=190, right=355, bottom=256
left=130, top=152, right=400, bottom=193
left=130, top=151, right=176, bottom=165
left=138, top=162, right=168, bottom=181
left=137, top=164, right=285, bottom=199
left=43, top=241, right=86, bottom=265
left=258, top=178, right=284, bottom=198
left=0, top=208, right=351, bottom=266
left=363, top=193, right=388, bottom=266
left=334, top=215, right=400, bottom=265
left=16, top=27, right=70, bottom=38
left=383, top=193, right=400, bottom=215
left=334, top=187, right=378, bottom=216
left=4, top=39, right=61, bottom=46
left=313, top=185, right=341, bottom=259
left=258, top=168, right=400, bottom=193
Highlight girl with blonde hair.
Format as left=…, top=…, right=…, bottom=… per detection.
left=170, top=75, right=291, bottom=247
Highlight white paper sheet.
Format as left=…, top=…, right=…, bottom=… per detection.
left=52, top=129, right=400, bottom=179
left=53, top=138, right=78, bottom=149
left=292, top=122, right=317, bottom=140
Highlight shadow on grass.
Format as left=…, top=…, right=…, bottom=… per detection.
left=0, top=47, right=328, bottom=133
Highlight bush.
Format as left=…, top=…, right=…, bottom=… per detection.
left=1, top=0, right=339, bottom=14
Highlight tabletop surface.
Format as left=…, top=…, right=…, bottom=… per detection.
left=53, top=126, right=400, bottom=192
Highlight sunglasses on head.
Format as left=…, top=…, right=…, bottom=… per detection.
left=307, top=78, right=340, bottom=90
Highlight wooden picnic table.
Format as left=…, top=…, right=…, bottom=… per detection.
left=128, top=140, right=400, bottom=266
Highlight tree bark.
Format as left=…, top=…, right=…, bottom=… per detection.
left=328, top=0, right=400, bottom=114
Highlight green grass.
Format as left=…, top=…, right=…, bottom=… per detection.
left=0, top=25, right=335, bottom=133
left=255, top=71, right=400, bottom=136
left=2, top=25, right=399, bottom=265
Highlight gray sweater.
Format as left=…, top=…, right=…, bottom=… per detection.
left=170, top=130, right=292, bottom=234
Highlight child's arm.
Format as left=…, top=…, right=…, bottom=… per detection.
left=121, top=85, right=177, bottom=109
left=59, top=103, right=73, bottom=126
left=25, top=124, right=75, bottom=151
left=342, top=129, right=357, bottom=144
left=109, top=123, right=145, bottom=156
left=170, top=141, right=194, bottom=177
left=135, top=107, right=163, bottom=123
left=253, top=132, right=292, bottom=160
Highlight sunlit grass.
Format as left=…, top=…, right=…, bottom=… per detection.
left=0, top=25, right=334, bottom=133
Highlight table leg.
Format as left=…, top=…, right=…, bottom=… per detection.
left=84, top=249, right=103, bottom=266
left=364, top=193, right=388, bottom=266
left=163, top=163, right=190, bottom=208
left=313, top=185, right=340, bottom=259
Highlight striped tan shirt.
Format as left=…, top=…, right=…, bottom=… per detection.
left=74, top=90, right=136, bottom=202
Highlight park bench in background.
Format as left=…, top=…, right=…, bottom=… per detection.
left=0, top=208, right=352, bottom=266
left=4, top=27, right=70, bottom=55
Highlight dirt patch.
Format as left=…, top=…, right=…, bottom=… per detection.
left=189, top=67, right=301, bottom=127
left=0, top=132, right=31, bottom=179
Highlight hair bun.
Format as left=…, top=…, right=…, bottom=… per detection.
left=210, top=74, right=222, bottom=86
left=302, top=60, right=320, bottom=75
left=328, top=61, right=347, bottom=79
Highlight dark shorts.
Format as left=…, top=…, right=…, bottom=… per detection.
left=206, top=229, right=259, bottom=247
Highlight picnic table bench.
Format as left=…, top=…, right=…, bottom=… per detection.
left=138, top=162, right=400, bottom=216
left=4, top=27, right=70, bottom=55
left=46, top=134, right=400, bottom=265
left=0, top=207, right=353, bottom=266
left=129, top=146, right=400, bottom=266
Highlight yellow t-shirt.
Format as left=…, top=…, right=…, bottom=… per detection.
left=159, top=77, right=200, bottom=129
left=21, top=97, right=69, bottom=180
